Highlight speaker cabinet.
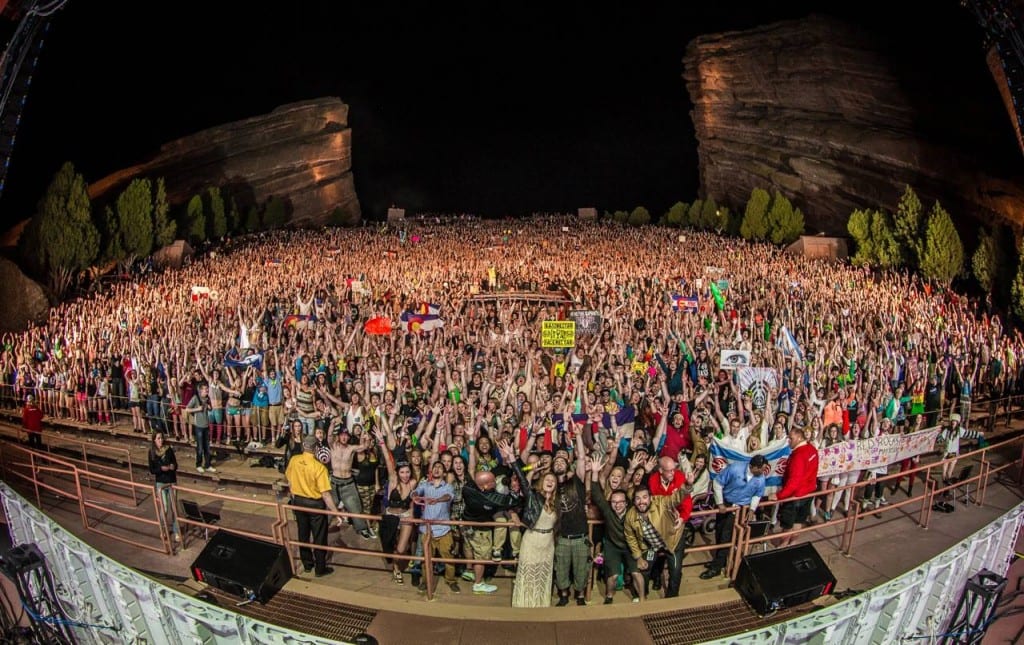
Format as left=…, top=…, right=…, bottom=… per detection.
left=734, top=542, right=836, bottom=615
left=190, top=532, right=291, bottom=604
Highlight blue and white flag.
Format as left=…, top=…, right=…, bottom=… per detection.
left=709, top=437, right=791, bottom=489
left=776, top=325, right=804, bottom=362
left=224, top=350, right=263, bottom=370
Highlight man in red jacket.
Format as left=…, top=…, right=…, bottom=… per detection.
left=769, top=427, right=818, bottom=548
left=22, top=395, right=43, bottom=449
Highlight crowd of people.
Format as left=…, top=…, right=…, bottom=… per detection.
left=1, top=214, right=1014, bottom=606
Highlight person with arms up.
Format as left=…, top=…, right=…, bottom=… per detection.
left=700, top=454, right=767, bottom=580
left=286, top=433, right=344, bottom=577
left=769, top=427, right=818, bottom=548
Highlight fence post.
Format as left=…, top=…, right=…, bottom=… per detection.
left=423, top=526, right=435, bottom=601
left=726, top=507, right=747, bottom=582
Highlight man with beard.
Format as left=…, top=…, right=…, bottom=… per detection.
left=329, top=428, right=375, bottom=539
left=624, top=483, right=692, bottom=600
left=551, top=432, right=590, bottom=606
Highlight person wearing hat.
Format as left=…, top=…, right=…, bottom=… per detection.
left=22, top=394, right=43, bottom=449
left=939, top=411, right=982, bottom=484
left=285, top=433, right=343, bottom=577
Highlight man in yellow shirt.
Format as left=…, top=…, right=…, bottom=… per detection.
left=286, top=434, right=344, bottom=577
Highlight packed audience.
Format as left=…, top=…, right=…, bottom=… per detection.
left=0, top=215, right=1015, bottom=605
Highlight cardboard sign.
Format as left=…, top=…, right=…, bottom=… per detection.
left=369, top=371, right=386, bottom=394
left=541, top=321, right=576, bottom=348
left=569, top=310, right=602, bottom=335
left=720, top=349, right=751, bottom=370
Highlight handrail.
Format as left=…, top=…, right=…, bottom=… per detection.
left=0, top=410, right=1022, bottom=605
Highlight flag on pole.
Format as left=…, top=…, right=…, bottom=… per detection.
left=224, top=349, right=263, bottom=370
left=776, top=325, right=804, bottom=362
left=709, top=282, right=725, bottom=311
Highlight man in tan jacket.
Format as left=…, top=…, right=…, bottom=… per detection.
left=624, top=483, right=691, bottom=600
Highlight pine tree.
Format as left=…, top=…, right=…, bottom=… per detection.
left=698, top=196, right=718, bottom=230
left=207, top=186, right=227, bottom=239
left=972, top=227, right=999, bottom=293
left=847, top=208, right=874, bottom=266
left=628, top=206, right=650, bottom=226
left=870, top=210, right=901, bottom=269
left=153, top=178, right=176, bottom=248
left=740, top=189, right=771, bottom=241
left=1012, top=242, right=1024, bottom=320
left=187, top=194, right=206, bottom=242
left=245, top=205, right=262, bottom=232
left=22, top=162, right=99, bottom=296
left=664, top=201, right=688, bottom=227
left=919, top=201, right=963, bottom=285
left=115, top=178, right=154, bottom=259
left=687, top=199, right=703, bottom=229
left=893, top=185, right=924, bottom=268
left=226, top=197, right=241, bottom=234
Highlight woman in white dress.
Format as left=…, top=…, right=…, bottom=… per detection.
left=500, top=440, right=560, bottom=608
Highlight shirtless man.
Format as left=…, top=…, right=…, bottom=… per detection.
left=329, top=429, right=375, bottom=539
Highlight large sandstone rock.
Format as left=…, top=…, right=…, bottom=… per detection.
left=683, top=15, right=1024, bottom=234
left=0, top=257, right=49, bottom=332
left=89, top=98, right=361, bottom=227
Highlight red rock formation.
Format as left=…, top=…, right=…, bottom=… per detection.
left=683, top=14, right=1024, bottom=234
left=89, top=98, right=360, bottom=227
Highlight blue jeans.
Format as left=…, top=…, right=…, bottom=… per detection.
left=155, top=482, right=180, bottom=538
left=146, top=395, right=164, bottom=431
left=193, top=425, right=211, bottom=468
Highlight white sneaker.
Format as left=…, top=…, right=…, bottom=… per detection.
left=472, top=582, right=497, bottom=594
left=196, top=467, right=205, bottom=473
left=876, top=497, right=888, bottom=506
left=862, top=499, right=874, bottom=510
left=206, top=467, right=217, bottom=473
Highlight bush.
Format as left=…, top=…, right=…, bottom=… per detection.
left=628, top=206, right=650, bottom=227
left=740, top=188, right=770, bottom=241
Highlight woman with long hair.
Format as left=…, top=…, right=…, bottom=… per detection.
left=148, top=432, right=181, bottom=546
left=500, top=439, right=559, bottom=608
left=375, top=427, right=417, bottom=584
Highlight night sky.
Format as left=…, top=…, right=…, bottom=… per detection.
left=0, top=0, right=1013, bottom=229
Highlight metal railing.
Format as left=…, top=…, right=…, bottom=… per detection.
left=0, top=403, right=1022, bottom=606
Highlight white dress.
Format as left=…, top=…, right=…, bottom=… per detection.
left=512, top=508, right=556, bottom=608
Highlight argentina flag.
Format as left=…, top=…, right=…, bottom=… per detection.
left=709, top=437, right=791, bottom=489
left=776, top=325, right=804, bottom=362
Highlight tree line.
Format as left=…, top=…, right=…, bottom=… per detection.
left=19, top=162, right=351, bottom=297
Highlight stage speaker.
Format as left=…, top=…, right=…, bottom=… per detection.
left=190, top=532, right=291, bottom=604
left=734, top=542, right=836, bottom=615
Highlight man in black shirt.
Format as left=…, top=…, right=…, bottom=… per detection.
left=461, top=469, right=519, bottom=594
left=553, top=434, right=590, bottom=606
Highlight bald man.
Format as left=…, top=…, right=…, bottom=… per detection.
left=461, top=468, right=521, bottom=594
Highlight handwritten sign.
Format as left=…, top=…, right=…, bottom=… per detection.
left=569, top=310, right=602, bottom=335
left=541, top=321, right=576, bottom=348
left=817, top=427, right=942, bottom=478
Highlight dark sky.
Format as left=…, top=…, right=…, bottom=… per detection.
left=0, top=1, right=1013, bottom=227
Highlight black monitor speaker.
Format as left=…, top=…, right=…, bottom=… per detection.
left=190, top=531, right=291, bottom=604
left=734, top=542, right=836, bottom=615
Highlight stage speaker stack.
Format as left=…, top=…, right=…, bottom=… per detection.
left=734, top=543, right=836, bottom=615
left=190, top=532, right=291, bottom=604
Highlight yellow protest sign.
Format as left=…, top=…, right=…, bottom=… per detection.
left=541, top=321, right=576, bottom=348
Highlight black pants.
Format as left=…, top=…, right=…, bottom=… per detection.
left=709, top=509, right=735, bottom=570
left=292, top=496, right=329, bottom=574
left=27, top=432, right=42, bottom=449
left=664, top=537, right=687, bottom=598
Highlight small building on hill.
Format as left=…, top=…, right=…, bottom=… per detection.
left=786, top=235, right=849, bottom=261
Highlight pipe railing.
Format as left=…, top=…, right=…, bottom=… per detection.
left=1, top=419, right=1022, bottom=605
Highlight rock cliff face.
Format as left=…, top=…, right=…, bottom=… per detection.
left=89, top=98, right=361, bottom=227
left=683, top=15, right=1024, bottom=234
left=0, top=258, right=49, bottom=333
